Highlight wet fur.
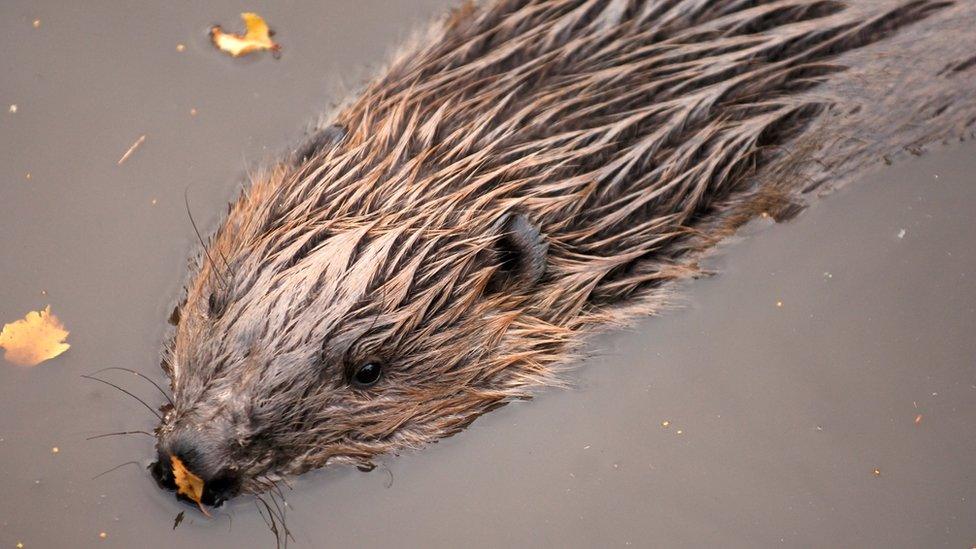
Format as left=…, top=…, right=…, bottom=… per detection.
left=158, top=0, right=976, bottom=496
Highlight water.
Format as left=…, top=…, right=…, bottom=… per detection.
left=1, top=1, right=974, bottom=547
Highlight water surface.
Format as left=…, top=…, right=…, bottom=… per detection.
left=1, top=2, right=974, bottom=547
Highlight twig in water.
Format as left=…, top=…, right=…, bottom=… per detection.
left=117, top=134, right=146, bottom=165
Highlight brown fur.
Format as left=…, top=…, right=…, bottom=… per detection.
left=154, top=0, right=976, bottom=503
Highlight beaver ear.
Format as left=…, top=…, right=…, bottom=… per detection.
left=293, top=124, right=347, bottom=165
left=168, top=305, right=181, bottom=326
left=488, top=213, right=549, bottom=292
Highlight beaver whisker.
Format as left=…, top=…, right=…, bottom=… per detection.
left=91, top=460, right=142, bottom=480
left=255, top=494, right=291, bottom=549
left=81, top=374, right=162, bottom=420
left=258, top=476, right=290, bottom=509
left=89, top=367, right=173, bottom=406
left=265, top=489, right=293, bottom=544
left=255, top=476, right=295, bottom=547
left=86, top=430, right=154, bottom=441
left=254, top=497, right=280, bottom=549
left=183, top=186, right=230, bottom=290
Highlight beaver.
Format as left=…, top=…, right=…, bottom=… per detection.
left=149, top=0, right=976, bottom=511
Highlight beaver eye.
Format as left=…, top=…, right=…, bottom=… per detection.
left=352, top=362, right=382, bottom=387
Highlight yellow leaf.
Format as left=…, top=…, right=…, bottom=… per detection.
left=171, top=455, right=210, bottom=515
left=210, top=12, right=281, bottom=58
left=0, top=306, right=70, bottom=366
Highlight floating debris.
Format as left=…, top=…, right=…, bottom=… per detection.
left=172, top=456, right=210, bottom=516
left=776, top=301, right=783, bottom=308
left=32, top=19, right=40, bottom=29
left=51, top=447, right=59, bottom=454
left=914, top=414, right=923, bottom=425
left=873, top=468, right=881, bottom=477
left=9, top=104, right=17, bottom=113
left=176, top=43, right=186, bottom=53
left=173, top=510, right=185, bottom=530
left=210, top=13, right=281, bottom=58
left=661, top=420, right=670, bottom=428
left=0, top=306, right=70, bottom=366
left=896, top=228, right=906, bottom=239
left=117, top=135, right=146, bottom=165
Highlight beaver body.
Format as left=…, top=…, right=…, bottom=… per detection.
left=152, top=0, right=976, bottom=507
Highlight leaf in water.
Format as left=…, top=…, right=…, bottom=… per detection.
left=210, top=13, right=281, bottom=58
left=171, top=455, right=210, bottom=516
left=0, top=306, right=70, bottom=366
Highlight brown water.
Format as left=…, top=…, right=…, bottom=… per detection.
left=1, top=2, right=974, bottom=548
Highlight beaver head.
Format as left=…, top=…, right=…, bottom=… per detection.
left=152, top=182, right=553, bottom=507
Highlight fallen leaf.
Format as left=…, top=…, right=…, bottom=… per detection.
left=210, top=13, right=281, bottom=58
left=171, top=455, right=210, bottom=515
left=0, top=306, right=70, bottom=366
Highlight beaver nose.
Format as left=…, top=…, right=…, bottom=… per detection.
left=149, top=453, right=178, bottom=491
left=149, top=450, right=241, bottom=508
left=199, top=471, right=241, bottom=507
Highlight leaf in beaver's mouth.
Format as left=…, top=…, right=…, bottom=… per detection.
left=210, top=12, right=281, bottom=58
left=0, top=306, right=70, bottom=366
left=171, top=455, right=209, bottom=515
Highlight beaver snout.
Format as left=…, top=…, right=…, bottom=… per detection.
left=199, top=472, right=241, bottom=506
left=151, top=425, right=243, bottom=508
left=149, top=453, right=241, bottom=507
left=148, top=454, right=177, bottom=491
